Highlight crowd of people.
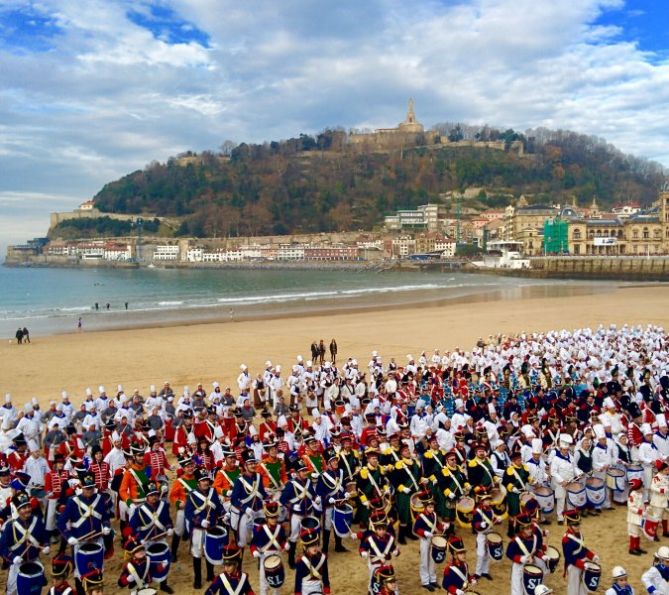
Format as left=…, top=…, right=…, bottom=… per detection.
left=1, top=324, right=669, bottom=594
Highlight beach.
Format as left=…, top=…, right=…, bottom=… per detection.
left=3, top=283, right=669, bottom=594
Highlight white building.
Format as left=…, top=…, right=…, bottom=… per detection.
left=187, top=248, right=203, bottom=262
left=104, top=244, right=132, bottom=261
left=153, top=245, right=179, bottom=261
left=277, top=244, right=305, bottom=260
left=434, top=239, right=456, bottom=257
left=391, top=236, right=416, bottom=257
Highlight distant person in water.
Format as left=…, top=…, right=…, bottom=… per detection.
left=125, top=302, right=128, bottom=310
left=106, top=303, right=110, bottom=310
left=94, top=302, right=99, bottom=311
left=22, top=327, right=30, bottom=344
left=15, top=328, right=23, bottom=344
left=78, top=317, right=82, bottom=331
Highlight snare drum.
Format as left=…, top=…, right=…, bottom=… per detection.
left=532, top=485, right=554, bottom=514
left=332, top=503, right=353, bottom=537
left=74, top=542, right=104, bottom=578
left=585, top=477, right=605, bottom=507
left=522, top=563, right=544, bottom=595
left=566, top=480, right=586, bottom=509
left=263, top=554, right=285, bottom=588
left=582, top=560, right=601, bottom=593
left=490, top=486, right=508, bottom=519
left=431, top=535, right=448, bottom=564
left=204, top=526, right=228, bottom=565
left=300, top=516, right=321, bottom=537
left=627, top=464, right=643, bottom=483
left=486, top=532, right=503, bottom=561
left=606, top=466, right=626, bottom=491
left=544, top=545, right=560, bottom=574
left=410, top=492, right=425, bottom=523
left=456, top=496, right=475, bottom=528
left=17, top=561, right=46, bottom=595
left=147, top=541, right=170, bottom=583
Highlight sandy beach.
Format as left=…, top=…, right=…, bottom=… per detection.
left=3, top=283, right=669, bottom=594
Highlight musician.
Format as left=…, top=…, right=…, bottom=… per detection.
left=442, top=536, right=475, bottom=594
left=505, top=450, right=532, bottom=537
left=605, top=566, right=634, bottom=595
left=337, top=432, right=361, bottom=482
left=592, top=424, right=615, bottom=511
left=118, top=443, right=150, bottom=529
left=316, top=447, right=349, bottom=553
left=422, top=434, right=449, bottom=521
left=413, top=491, right=446, bottom=591
left=45, top=453, right=71, bottom=542
left=48, top=555, right=74, bottom=595
left=57, top=472, right=111, bottom=589
left=439, top=450, right=470, bottom=532
left=358, top=509, right=400, bottom=592
left=627, top=478, right=646, bottom=555
left=205, top=544, right=254, bottom=595
left=281, top=459, right=318, bottom=568
left=356, top=449, right=388, bottom=530
left=231, top=450, right=268, bottom=548
left=250, top=501, right=288, bottom=595
left=561, top=510, right=599, bottom=595
left=294, top=529, right=331, bottom=595
left=649, top=460, right=669, bottom=539
left=186, top=468, right=224, bottom=589
left=491, top=439, right=511, bottom=482
left=168, top=454, right=197, bottom=562
left=550, top=434, right=579, bottom=525
left=638, top=423, right=660, bottom=502
left=471, top=493, right=502, bottom=581
left=257, top=440, right=287, bottom=496
left=118, top=537, right=164, bottom=593
left=213, top=447, right=241, bottom=517
left=373, top=564, right=398, bottom=595
left=391, top=441, right=422, bottom=544
left=143, top=436, right=171, bottom=482
left=128, top=480, right=174, bottom=593
left=301, top=435, right=325, bottom=476
left=81, top=569, right=103, bottom=595
left=468, top=443, right=497, bottom=495
left=641, top=546, right=669, bottom=595
left=0, top=492, right=49, bottom=595
left=172, top=410, right=194, bottom=456
left=380, top=432, right=402, bottom=473
left=506, top=513, right=542, bottom=595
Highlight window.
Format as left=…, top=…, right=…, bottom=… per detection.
left=643, top=227, right=649, bottom=239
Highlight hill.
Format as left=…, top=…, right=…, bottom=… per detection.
left=89, top=125, right=666, bottom=238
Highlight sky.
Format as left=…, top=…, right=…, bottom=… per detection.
left=1, top=0, right=669, bottom=253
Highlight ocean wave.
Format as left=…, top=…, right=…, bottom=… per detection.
left=158, top=301, right=184, bottom=306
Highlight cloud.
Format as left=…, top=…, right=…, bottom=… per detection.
left=1, top=0, right=669, bottom=246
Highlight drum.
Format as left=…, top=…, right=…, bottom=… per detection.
left=566, top=481, right=587, bottom=509
left=204, top=526, right=228, bottom=565
left=544, top=545, right=560, bottom=574
left=585, top=477, right=605, bottom=507
left=410, top=492, right=425, bottom=523
left=533, top=485, right=554, bottom=514
left=146, top=541, right=170, bottom=583
left=137, top=591, right=158, bottom=595
left=606, top=467, right=626, bottom=491
left=486, top=532, right=503, bottom=561
left=522, top=564, right=544, bottom=595
left=333, top=503, right=353, bottom=538
left=263, top=554, right=285, bottom=588
left=582, top=560, right=601, bottom=593
left=627, top=464, right=643, bottom=483
left=456, top=496, right=475, bottom=528
left=335, top=400, right=346, bottom=416
left=431, top=535, right=448, bottom=564
left=74, top=542, right=104, bottom=577
left=519, top=491, right=536, bottom=512
left=17, top=561, right=46, bottom=595
left=490, top=486, right=508, bottom=519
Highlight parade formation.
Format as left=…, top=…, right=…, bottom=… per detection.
left=3, top=324, right=669, bottom=594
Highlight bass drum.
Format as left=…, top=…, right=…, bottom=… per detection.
left=410, top=492, right=425, bottom=525
left=490, top=486, right=508, bottom=520
left=456, top=496, right=475, bottom=528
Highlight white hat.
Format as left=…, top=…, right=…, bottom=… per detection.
left=61, top=391, right=68, bottom=399
left=31, top=397, right=39, bottom=406
left=240, top=364, right=247, bottom=371
left=24, top=403, right=33, bottom=413
left=371, top=351, right=378, bottom=357
left=183, top=386, right=190, bottom=395
left=603, top=397, right=615, bottom=409
left=492, top=439, right=503, bottom=449
left=4, top=393, right=11, bottom=404
left=117, top=384, right=123, bottom=392
left=593, top=424, right=606, bottom=440
left=488, top=403, right=496, bottom=415
left=150, top=384, right=156, bottom=392
left=657, top=546, right=669, bottom=560
left=559, top=434, right=573, bottom=446
left=658, top=413, right=667, bottom=428
left=85, top=387, right=93, bottom=396
left=534, top=586, right=553, bottom=595
left=214, top=426, right=224, bottom=439
left=111, top=431, right=121, bottom=442
left=275, top=365, right=281, bottom=373
left=212, top=382, right=220, bottom=389
left=598, top=413, right=612, bottom=427
left=306, top=360, right=313, bottom=367
left=296, top=355, right=303, bottom=362
left=522, top=425, right=535, bottom=439
left=406, top=354, right=413, bottom=361
left=642, top=423, right=653, bottom=435
left=531, top=439, right=543, bottom=454
left=454, top=398, right=464, bottom=410
left=98, top=385, right=105, bottom=393
left=311, top=408, right=321, bottom=419
left=611, top=565, right=627, bottom=579
left=265, top=360, right=272, bottom=368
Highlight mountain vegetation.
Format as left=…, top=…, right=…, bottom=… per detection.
left=89, top=125, right=666, bottom=238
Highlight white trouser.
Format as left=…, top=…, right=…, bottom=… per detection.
left=289, top=514, right=304, bottom=543
left=567, top=564, right=588, bottom=595
left=555, top=487, right=566, bottom=521
left=643, top=466, right=653, bottom=502
left=323, top=506, right=334, bottom=531
left=6, top=559, right=21, bottom=595
left=510, top=561, right=524, bottom=595
left=419, top=537, right=436, bottom=585
left=299, top=579, right=323, bottom=595
left=475, top=532, right=490, bottom=576
left=258, top=551, right=281, bottom=595
left=238, top=509, right=262, bottom=547
left=175, top=509, right=186, bottom=537
left=190, top=527, right=205, bottom=558
left=628, top=522, right=642, bottom=537
left=46, top=499, right=59, bottom=532
left=230, top=506, right=241, bottom=532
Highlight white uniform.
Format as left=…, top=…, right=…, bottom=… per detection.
left=592, top=443, right=613, bottom=508
left=642, top=565, right=669, bottom=595
left=638, top=441, right=660, bottom=501
left=550, top=451, right=578, bottom=521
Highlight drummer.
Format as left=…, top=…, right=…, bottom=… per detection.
left=230, top=450, right=268, bottom=548
left=412, top=490, right=446, bottom=591
left=627, top=478, right=647, bottom=555
left=127, top=480, right=174, bottom=594
left=505, top=450, right=531, bottom=538
left=316, top=446, right=349, bottom=554
left=294, top=528, right=331, bottom=595
left=0, top=491, right=49, bottom=595
left=373, top=564, right=398, bottom=595
left=527, top=439, right=551, bottom=525
left=641, top=545, right=669, bottom=594
left=439, top=450, right=470, bottom=534
left=441, top=536, right=475, bottom=594
left=356, top=448, right=389, bottom=531
left=550, top=434, right=579, bottom=525
left=505, top=513, right=542, bottom=595
left=49, top=555, right=74, bottom=595
left=117, top=538, right=158, bottom=593
left=390, top=441, right=422, bottom=545
left=167, top=454, right=197, bottom=562
left=358, top=510, right=400, bottom=593
left=468, top=443, right=498, bottom=495
left=250, top=501, right=288, bottom=595
left=592, top=424, right=615, bottom=511
left=205, top=544, right=254, bottom=595
left=561, top=509, right=599, bottom=595
left=81, top=569, right=104, bottom=595
left=605, top=566, right=634, bottom=595
left=471, top=492, right=502, bottom=581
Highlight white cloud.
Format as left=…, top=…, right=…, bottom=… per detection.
left=1, top=0, right=669, bottom=247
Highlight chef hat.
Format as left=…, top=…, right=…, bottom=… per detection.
left=312, top=408, right=321, bottom=419
left=265, top=360, right=272, bottom=368
left=212, top=382, right=219, bottom=388
left=275, top=365, right=281, bottom=373
left=85, top=387, right=93, bottom=396
left=24, top=403, right=33, bottom=413
left=306, top=360, right=313, bottom=367
left=4, top=393, right=11, bottom=404
left=531, top=439, right=543, bottom=454
left=641, top=423, right=653, bottom=435
left=598, top=413, right=612, bottom=427
left=657, top=414, right=667, bottom=428
left=488, top=403, right=496, bottom=415
left=593, top=424, right=606, bottom=440
left=98, top=386, right=105, bottom=393
left=603, top=397, right=615, bottom=409
left=296, top=355, right=303, bottom=362
left=522, top=425, right=535, bottom=439
left=240, top=364, right=248, bottom=371
left=559, top=434, right=573, bottom=446
left=117, top=384, right=123, bottom=393
left=61, top=391, right=68, bottom=400
left=150, top=385, right=156, bottom=393
left=454, top=399, right=464, bottom=409
left=31, top=397, right=39, bottom=406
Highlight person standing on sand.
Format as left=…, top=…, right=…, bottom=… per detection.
left=318, top=339, right=326, bottom=365
left=77, top=317, right=82, bottom=332
left=15, top=328, right=23, bottom=344
left=22, top=327, right=30, bottom=343
left=329, top=338, right=338, bottom=364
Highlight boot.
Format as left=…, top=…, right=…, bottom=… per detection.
left=288, top=542, right=297, bottom=569
left=58, top=536, right=68, bottom=556
left=662, top=520, right=669, bottom=538
left=334, top=533, right=348, bottom=553
left=75, top=579, right=85, bottom=595
left=171, top=535, right=181, bottom=562
left=322, top=529, right=330, bottom=553
left=193, top=558, right=202, bottom=590
left=507, top=519, right=515, bottom=538
left=206, top=560, right=215, bottom=582
left=103, top=533, right=115, bottom=560
left=635, top=536, right=647, bottom=554
left=630, top=535, right=640, bottom=555
left=160, top=582, right=175, bottom=594
left=398, top=525, right=407, bottom=545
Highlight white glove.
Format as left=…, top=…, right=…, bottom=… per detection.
left=328, top=497, right=336, bottom=505
left=12, top=556, right=22, bottom=565
left=315, top=496, right=322, bottom=506
left=201, top=519, right=210, bottom=529
left=456, top=590, right=465, bottom=595
left=393, top=549, right=400, bottom=557
left=252, top=550, right=261, bottom=558
left=127, top=574, right=135, bottom=583
left=593, top=555, right=600, bottom=563
left=511, top=487, right=520, bottom=494
left=350, top=532, right=358, bottom=540
left=362, top=500, right=370, bottom=508
left=480, top=521, right=487, bottom=529
left=361, top=551, right=368, bottom=558
left=67, top=537, right=78, bottom=546
left=424, top=531, right=433, bottom=538
left=102, top=526, right=111, bottom=536
left=284, top=543, right=291, bottom=551
left=448, top=492, right=456, bottom=500
left=167, top=528, right=174, bottom=537
left=42, top=546, right=50, bottom=555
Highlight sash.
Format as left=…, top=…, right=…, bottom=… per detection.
left=514, top=534, right=537, bottom=558
left=221, top=572, right=248, bottom=595
left=10, top=517, right=40, bottom=552
left=178, top=478, right=194, bottom=493
left=365, top=467, right=383, bottom=498
left=321, top=471, right=342, bottom=495
left=190, top=489, right=215, bottom=514
left=71, top=495, right=102, bottom=528
left=127, top=562, right=149, bottom=589
left=509, top=466, right=528, bottom=492
left=402, top=461, right=419, bottom=491
left=566, top=533, right=585, bottom=555
left=129, top=468, right=148, bottom=498
left=302, top=554, right=325, bottom=580
left=340, top=453, right=355, bottom=481
left=450, top=563, right=469, bottom=589
left=260, top=524, right=283, bottom=553
left=418, top=512, right=437, bottom=534
left=138, top=501, right=167, bottom=532
left=476, top=508, right=495, bottom=532
left=288, top=480, right=310, bottom=504
left=431, top=451, right=445, bottom=470
left=368, top=535, right=393, bottom=562
left=479, top=459, right=495, bottom=485
left=446, top=468, right=464, bottom=496
left=259, top=463, right=282, bottom=491
left=238, top=475, right=261, bottom=504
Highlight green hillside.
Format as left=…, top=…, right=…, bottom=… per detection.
left=89, top=127, right=666, bottom=238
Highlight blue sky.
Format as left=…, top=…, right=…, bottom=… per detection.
left=1, top=0, right=668, bottom=253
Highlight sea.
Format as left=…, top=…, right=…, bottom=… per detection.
left=0, top=265, right=619, bottom=338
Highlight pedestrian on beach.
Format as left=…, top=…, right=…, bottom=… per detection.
left=106, top=303, right=110, bottom=310
left=77, top=317, right=82, bottom=331
left=310, top=340, right=319, bottom=362
left=15, top=328, right=23, bottom=344
left=318, top=339, right=326, bottom=365
left=329, top=338, right=338, bottom=363
left=94, top=302, right=99, bottom=311
left=124, top=302, right=128, bottom=310
left=22, top=327, right=30, bottom=343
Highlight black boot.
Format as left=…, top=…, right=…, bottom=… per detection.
left=334, top=534, right=348, bottom=552
left=288, top=542, right=297, bottom=569
left=398, top=525, right=407, bottom=545
left=193, top=557, right=202, bottom=590
left=171, top=535, right=181, bottom=562
left=160, top=582, right=175, bottom=594
left=206, top=560, right=215, bottom=582
left=322, top=529, right=330, bottom=553
left=75, top=579, right=85, bottom=595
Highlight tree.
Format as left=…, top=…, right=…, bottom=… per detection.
left=448, top=125, right=464, bottom=142
left=220, top=140, right=236, bottom=157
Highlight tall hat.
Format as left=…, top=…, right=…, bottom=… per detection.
left=300, top=528, right=320, bottom=547
left=263, top=501, right=280, bottom=518
left=376, top=564, right=397, bottom=586
left=145, top=480, right=160, bottom=496
left=52, top=555, right=74, bottom=578
left=130, top=442, right=146, bottom=456
left=564, top=509, right=581, bottom=525
left=515, top=513, right=534, bottom=528
left=12, top=491, right=31, bottom=510
left=448, top=536, right=466, bottom=554
left=418, top=490, right=434, bottom=506
left=178, top=452, right=195, bottom=467
left=241, top=450, right=257, bottom=465
left=80, top=472, right=96, bottom=489
left=370, top=509, right=388, bottom=528
left=323, top=446, right=338, bottom=463
left=81, top=569, right=103, bottom=592
left=223, top=544, right=243, bottom=564
left=194, top=468, right=211, bottom=483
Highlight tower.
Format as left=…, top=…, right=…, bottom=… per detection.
left=406, top=98, right=416, bottom=124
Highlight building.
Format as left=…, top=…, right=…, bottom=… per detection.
left=153, top=245, right=179, bottom=261
left=348, top=99, right=428, bottom=149
left=384, top=203, right=440, bottom=231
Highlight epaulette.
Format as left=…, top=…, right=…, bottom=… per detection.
left=395, top=461, right=404, bottom=470
left=467, top=459, right=477, bottom=468
left=424, top=451, right=433, bottom=459
left=360, top=468, right=369, bottom=479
